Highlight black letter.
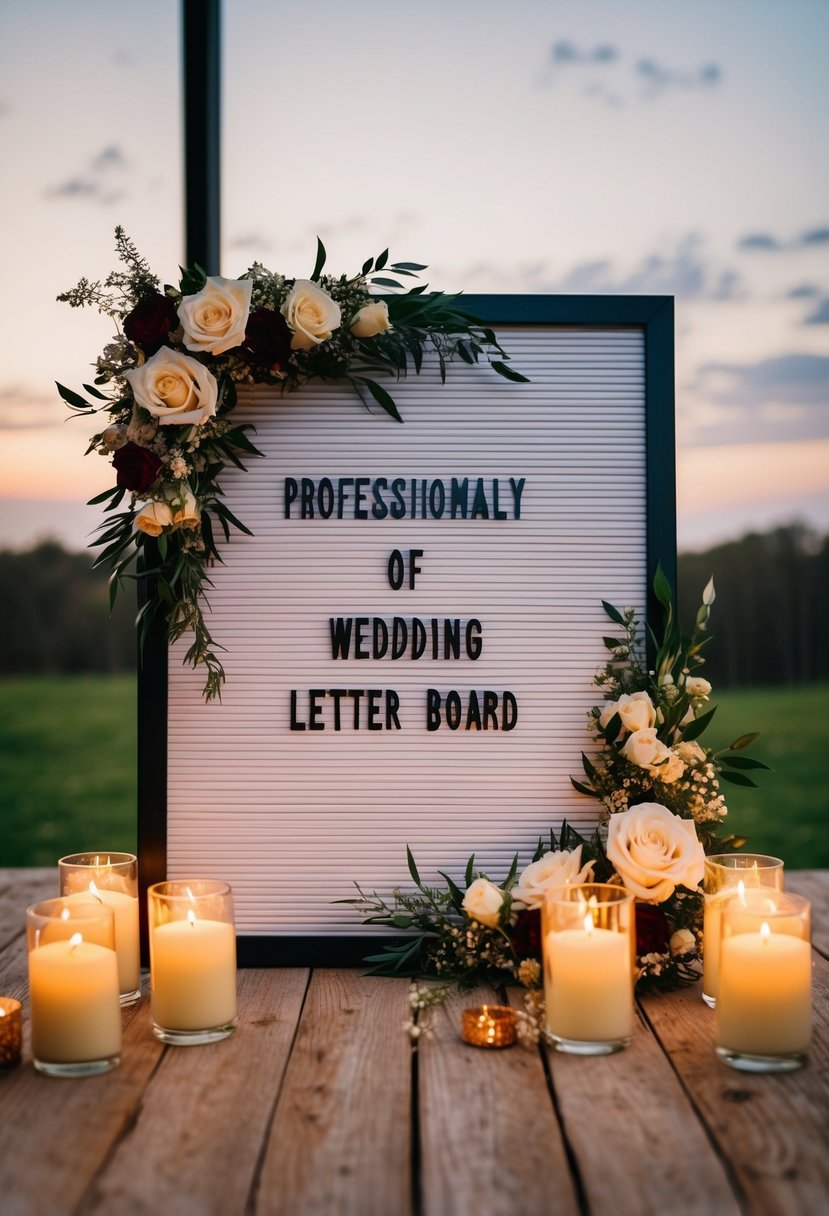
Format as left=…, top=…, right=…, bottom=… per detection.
left=329, top=618, right=353, bottom=659
left=466, top=619, right=482, bottom=660
left=284, top=478, right=298, bottom=519
left=290, top=690, right=306, bottom=730
left=301, top=477, right=315, bottom=519
left=309, top=690, right=325, bottom=730
left=354, top=477, right=370, bottom=520
left=466, top=690, right=482, bottom=730
left=502, top=691, right=518, bottom=731
left=510, top=477, right=526, bottom=519
left=372, top=478, right=389, bottom=519
left=386, top=690, right=401, bottom=730
left=426, top=689, right=441, bottom=731
left=388, top=549, right=404, bottom=589
left=409, top=548, right=423, bottom=590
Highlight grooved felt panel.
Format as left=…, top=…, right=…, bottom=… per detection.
left=166, top=326, right=647, bottom=935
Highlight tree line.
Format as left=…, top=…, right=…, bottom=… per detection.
left=0, top=524, right=825, bottom=686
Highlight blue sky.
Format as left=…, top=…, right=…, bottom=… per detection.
left=1, top=0, right=827, bottom=550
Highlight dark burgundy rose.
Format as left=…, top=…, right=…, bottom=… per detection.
left=123, top=292, right=178, bottom=355
left=112, top=442, right=163, bottom=493
left=510, top=908, right=541, bottom=961
left=635, top=902, right=671, bottom=956
left=241, top=307, right=292, bottom=372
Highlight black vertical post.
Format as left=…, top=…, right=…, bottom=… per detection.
left=183, top=0, right=221, bottom=273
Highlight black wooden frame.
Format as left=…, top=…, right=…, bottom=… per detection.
left=137, top=296, right=675, bottom=965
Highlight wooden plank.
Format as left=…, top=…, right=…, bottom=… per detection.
left=0, top=987, right=161, bottom=1216
left=788, top=871, right=829, bottom=959
left=641, top=950, right=829, bottom=1216
left=419, top=985, right=580, bottom=1216
left=544, top=996, right=741, bottom=1216
left=0, top=868, right=54, bottom=952
left=254, top=970, right=412, bottom=1216
left=76, top=967, right=309, bottom=1215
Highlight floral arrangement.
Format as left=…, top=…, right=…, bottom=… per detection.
left=346, top=568, right=766, bottom=1036
left=58, top=229, right=526, bottom=699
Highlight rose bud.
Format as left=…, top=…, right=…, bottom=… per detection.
left=112, top=441, right=163, bottom=493
left=123, top=293, right=179, bottom=356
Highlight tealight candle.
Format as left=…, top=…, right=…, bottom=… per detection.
left=543, top=883, right=634, bottom=1054
left=460, top=1005, right=517, bottom=1049
left=59, top=852, right=140, bottom=1005
left=26, top=898, right=121, bottom=1077
left=716, top=891, right=811, bottom=1072
left=0, top=997, right=23, bottom=1067
left=702, top=853, right=783, bottom=1007
left=148, top=880, right=237, bottom=1045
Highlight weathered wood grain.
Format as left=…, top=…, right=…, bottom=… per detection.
left=254, top=970, right=412, bottom=1216
left=0, top=868, right=53, bottom=952
left=788, top=871, right=829, bottom=959
left=544, top=998, right=741, bottom=1216
left=75, top=967, right=309, bottom=1216
left=641, top=951, right=829, bottom=1216
left=419, top=985, right=580, bottom=1216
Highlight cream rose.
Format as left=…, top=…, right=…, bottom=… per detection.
left=167, top=486, right=200, bottom=530
left=621, top=728, right=686, bottom=783
left=462, top=877, right=505, bottom=928
left=350, top=300, right=392, bottom=338
left=281, top=279, right=341, bottom=350
left=178, top=275, right=252, bottom=355
left=675, top=740, right=706, bottom=766
left=685, top=676, right=712, bottom=699
left=670, top=928, right=696, bottom=956
left=125, top=347, right=218, bottom=427
left=599, top=691, right=656, bottom=734
left=607, top=802, right=705, bottom=902
left=134, top=500, right=173, bottom=537
left=512, top=847, right=595, bottom=910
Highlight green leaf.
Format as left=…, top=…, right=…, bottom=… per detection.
left=87, top=485, right=120, bottom=506
left=210, top=500, right=254, bottom=536
left=361, top=257, right=374, bottom=275
left=601, top=599, right=626, bottom=626
left=82, top=383, right=109, bottom=400
left=438, top=870, right=465, bottom=913
left=56, top=381, right=90, bottom=410
left=652, top=561, right=673, bottom=611
left=602, top=712, right=622, bottom=742
left=721, top=755, right=770, bottom=771
left=719, top=771, right=759, bottom=789
left=490, top=360, right=529, bottom=383
left=311, top=237, right=327, bottom=282
left=180, top=262, right=207, bottom=295
left=681, top=705, right=717, bottom=742
left=570, top=777, right=599, bottom=798
left=602, top=636, right=624, bottom=649
left=465, top=854, right=475, bottom=887
left=729, top=732, right=760, bottom=751
left=391, top=915, right=413, bottom=929
left=406, top=845, right=422, bottom=889
left=157, top=533, right=168, bottom=561
left=456, top=340, right=475, bottom=365
left=391, top=262, right=427, bottom=271
left=375, top=248, right=389, bottom=271
left=361, top=377, right=404, bottom=423
left=370, top=277, right=403, bottom=289
left=581, top=751, right=598, bottom=781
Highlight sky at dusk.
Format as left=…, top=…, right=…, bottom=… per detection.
left=1, top=0, right=828, bottom=552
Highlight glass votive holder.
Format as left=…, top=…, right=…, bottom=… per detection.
left=460, top=1005, right=517, bottom=1049
left=0, top=997, right=23, bottom=1067
left=702, top=853, right=784, bottom=1007
left=542, top=882, right=635, bottom=1055
left=59, top=851, right=140, bottom=1005
left=148, top=880, right=237, bottom=1045
left=716, top=891, right=811, bottom=1072
left=26, top=897, right=121, bottom=1077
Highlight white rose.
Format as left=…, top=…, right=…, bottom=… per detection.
left=350, top=300, right=392, bottom=338
left=670, top=928, right=696, bottom=956
left=598, top=691, right=656, bottom=734
left=621, top=728, right=685, bottom=783
left=675, top=740, right=706, bottom=765
left=607, top=802, right=705, bottom=902
left=462, top=877, right=505, bottom=928
left=281, top=279, right=341, bottom=350
left=512, top=846, right=595, bottom=910
left=177, top=275, right=252, bottom=356
left=657, top=750, right=686, bottom=784
left=125, top=347, right=218, bottom=427
left=685, top=676, right=712, bottom=699
left=134, top=500, right=173, bottom=537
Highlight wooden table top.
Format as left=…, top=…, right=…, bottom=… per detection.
left=1, top=867, right=827, bottom=1216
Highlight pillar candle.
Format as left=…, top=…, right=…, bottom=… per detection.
left=28, top=935, right=121, bottom=1064
left=151, top=914, right=236, bottom=1031
left=545, top=923, right=633, bottom=1043
left=717, top=925, right=811, bottom=1056
left=65, top=886, right=139, bottom=996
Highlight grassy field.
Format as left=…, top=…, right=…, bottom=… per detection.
left=1, top=677, right=827, bottom=869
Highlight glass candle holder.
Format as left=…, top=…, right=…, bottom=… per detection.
left=148, top=880, right=237, bottom=1045
left=702, top=853, right=784, bottom=1007
left=59, top=852, right=140, bottom=1005
left=542, top=883, right=635, bottom=1055
left=716, top=891, right=811, bottom=1072
left=460, top=1005, right=517, bottom=1049
left=0, top=997, right=23, bottom=1067
left=26, top=897, right=121, bottom=1077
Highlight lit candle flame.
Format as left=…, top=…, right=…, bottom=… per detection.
left=760, top=922, right=771, bottom=943
left=737, top=879, right=747, bottom=905
left=69, top=933, right=83, bottom=950
left=88, top=880, right=104, bottom=902
left=187, top=909, right=197, bottom=927
left=583, top=913, right=594, bottom=935
left=0, top=1007, right=6, bottom=1018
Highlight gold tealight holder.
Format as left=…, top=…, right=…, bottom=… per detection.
left=460, top=1004, right=517, bottom=1049
left=0, top=997, right=23, bottom=1067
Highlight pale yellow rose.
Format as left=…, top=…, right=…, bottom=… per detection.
left=685, top=676, right=712, bottom=699
left=350, top=300, right=392, bottom=338
left=599, top=691, right=656, bottom=734
left=135, top=500, right=173, bottom=537
left=462, top=877, right=505, bottom=928
left=621, top=728, right=685, bottom=783
left=167, top=486, right=200, bottom=530
left=281, top=279, right=341, bottom=350
left=670, top=928, right=696, bottom=956
left=125, top=347, right=218, bottom=427
left=607, top=803, right=705, bottom=902
left=675, top=740, right=706, bottom=765
left=178, top=275, right=252, bottom=355
left=512, top=847, right=595, bottom=910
